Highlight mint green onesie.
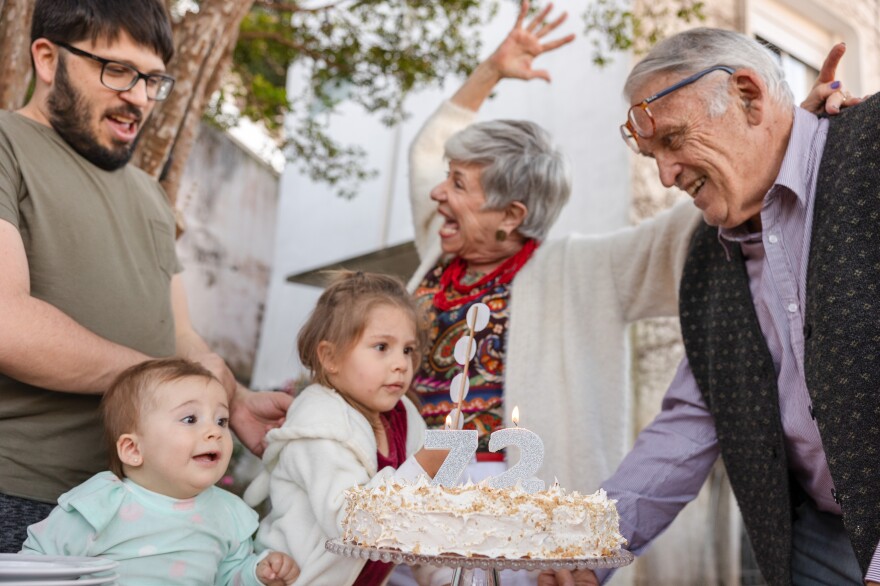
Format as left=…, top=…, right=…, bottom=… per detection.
left=21, top=472, right=266, bottom=585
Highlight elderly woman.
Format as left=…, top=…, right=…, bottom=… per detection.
left=407, top=1, right=856, bottom=502
left=406, top=3, right=700, bottom=498
left=393, top=13, right=698, bottom=586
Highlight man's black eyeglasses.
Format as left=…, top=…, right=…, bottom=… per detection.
left=54, top=41, right=175, bottom=102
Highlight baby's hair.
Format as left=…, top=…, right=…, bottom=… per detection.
left=298, top=270, right=424, bottom=387
left=101, top=358, right=219, bottom=478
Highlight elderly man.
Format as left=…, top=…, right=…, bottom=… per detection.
left=0, top=0, right=292, bottom=552
left=541, top=28, right=879, bottom=586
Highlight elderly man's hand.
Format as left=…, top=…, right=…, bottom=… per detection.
left=230, top=384, right=292, bottom=457
left=801, top=43, right=864, bottom=115
left=487, top=0, right=575, bottom=83
left=537, top=569, right=600, bottom=586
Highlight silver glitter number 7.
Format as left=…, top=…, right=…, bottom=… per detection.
left=424, top=429, right=478, bottom=487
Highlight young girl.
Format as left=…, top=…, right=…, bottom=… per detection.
left=22, top=358, right=299, bottom=586
left=244, top=272, right=448, bottom=586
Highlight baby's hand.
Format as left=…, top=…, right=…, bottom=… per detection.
left=256, top=551, right=299, bottom=585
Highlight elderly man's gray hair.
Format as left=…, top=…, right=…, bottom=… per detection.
left=624, top=28, right=794, bottom=115
left=444, top=119, right=571, bottom=241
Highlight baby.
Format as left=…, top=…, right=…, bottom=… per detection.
left=22, top=358, right=299, bottom=585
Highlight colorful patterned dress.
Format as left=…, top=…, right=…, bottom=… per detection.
left=412, top=257, right=518, bottom=459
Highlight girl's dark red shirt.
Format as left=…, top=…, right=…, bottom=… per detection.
left=351, top=400, right=408, bottom=586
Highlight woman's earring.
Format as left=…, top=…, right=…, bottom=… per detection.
left=495, top=229, right=508, bottom=242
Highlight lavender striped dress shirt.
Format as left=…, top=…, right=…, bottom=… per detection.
left=602, top=108, right=880, bottom=582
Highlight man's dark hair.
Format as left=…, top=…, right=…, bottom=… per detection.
left=31, top=0, right=174, bottom=65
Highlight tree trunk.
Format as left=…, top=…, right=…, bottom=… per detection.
left=0, top=0, right=34, bottom=111
left=157, top=10, right=241, bottom=206
left=132, top=0, right=255, bottom=208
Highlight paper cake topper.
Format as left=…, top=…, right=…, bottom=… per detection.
left=448, top=303, right=490, bottom=430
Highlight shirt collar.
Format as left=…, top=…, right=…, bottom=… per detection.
left=773, top=107, right=823, bottom=205
left=719, top=107, right=826, bottom=244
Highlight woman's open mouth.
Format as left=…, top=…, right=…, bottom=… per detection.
left=439, top=217, right=460, bottom=238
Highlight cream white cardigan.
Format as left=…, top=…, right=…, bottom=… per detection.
left=407, top=101, right=702, bottom=493
left=245, top=385, right=427, bottom=586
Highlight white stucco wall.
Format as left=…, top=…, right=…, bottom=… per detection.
left=251, top=0, right=633, bottom=390
left=177, top=124, right=279, bottom=382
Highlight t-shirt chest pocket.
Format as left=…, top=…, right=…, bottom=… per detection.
left=149, top=219, right=176, bottom=279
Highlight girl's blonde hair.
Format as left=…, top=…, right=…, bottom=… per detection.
left=298, top=271, right=424, bottom=387
left=101, top=358, right=219, bottom=478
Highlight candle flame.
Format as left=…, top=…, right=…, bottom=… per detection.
left=512, top=406, right=520, bottom=427
left=445, top=414, right=452, bottom=430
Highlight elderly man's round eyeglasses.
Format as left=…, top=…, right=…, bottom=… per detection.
left=54, top=41, right=176, bottom=102
left=620, top=65, right=735, bottom=154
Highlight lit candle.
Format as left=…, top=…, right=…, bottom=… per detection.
left=424, top=415, right=477, bottom=487
left=487, top=406, right=545, bottom=494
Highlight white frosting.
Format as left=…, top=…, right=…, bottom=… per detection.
left=342, top=477, right=626, bottom=559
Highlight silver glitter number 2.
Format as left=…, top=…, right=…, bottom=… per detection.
left=486, top=428, right=546, bottom=494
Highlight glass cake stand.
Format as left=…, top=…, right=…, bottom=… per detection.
left=325, top=539, right=634, bottom=585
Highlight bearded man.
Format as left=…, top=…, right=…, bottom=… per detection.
left=0, top=0, right=292, bottom=552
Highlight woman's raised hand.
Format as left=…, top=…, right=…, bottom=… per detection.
left=451, top=0, right=575, bottom=111
left=800, top=42, right=866, bottom=115
left=487, top=0, right=576, bottom=83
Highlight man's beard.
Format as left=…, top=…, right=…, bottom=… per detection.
left=47, top=57, right=143, bottom=171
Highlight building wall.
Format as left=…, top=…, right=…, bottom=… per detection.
left=176, top=123, right=280, bottom=383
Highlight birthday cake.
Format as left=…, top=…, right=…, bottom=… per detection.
left=341, top=476, right=625, bottom=559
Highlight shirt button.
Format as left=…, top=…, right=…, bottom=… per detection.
left=768, top=234, right=778, bottom=244
left=787, top=303, right=798, bottom=313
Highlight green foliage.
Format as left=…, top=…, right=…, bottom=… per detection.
left=186, top=0, right=704, bottom=197
left=212, top=0, right=498, bottom=198
left=584, top=0, right=705, bottom=67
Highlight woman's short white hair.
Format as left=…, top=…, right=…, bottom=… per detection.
left=624, top=28, right=794, bottom=116
left=443, top=119, right=571, bottom=241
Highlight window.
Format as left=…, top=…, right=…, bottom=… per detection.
left=756, top=36, right=819, bottom=104
left=749, top=0, right=861, bottom=103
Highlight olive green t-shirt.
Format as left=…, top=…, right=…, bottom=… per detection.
left=0, top=111, right=180, bottom=503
